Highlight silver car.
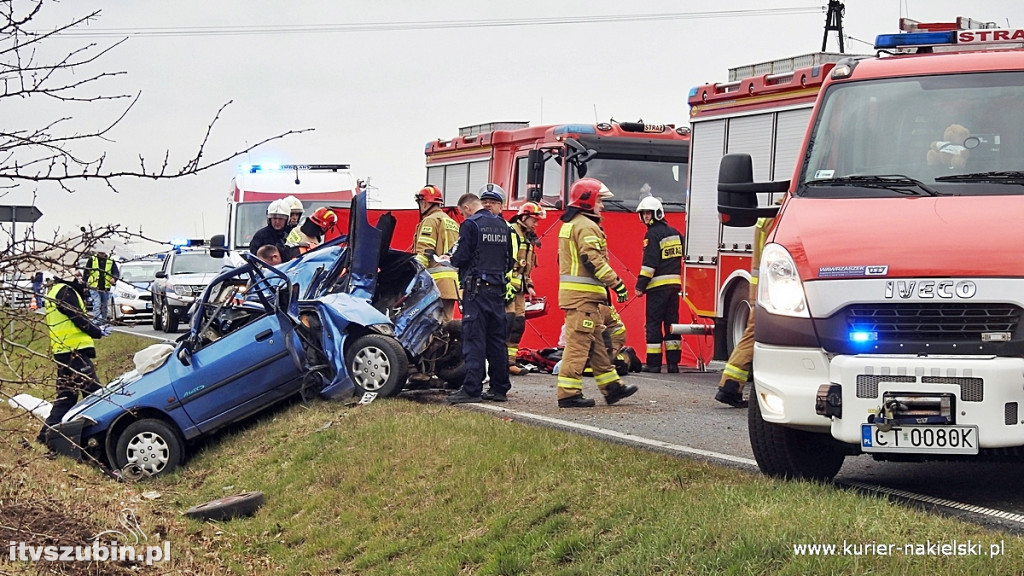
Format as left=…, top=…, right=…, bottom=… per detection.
left=113, top=259, right=163, bottom=324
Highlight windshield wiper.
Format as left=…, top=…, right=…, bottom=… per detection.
left=934, top=171, right=1024, bottom=183
left=806, top=174, right=942, bottom=196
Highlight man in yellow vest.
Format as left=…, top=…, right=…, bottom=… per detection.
left=716, top=214, right=776, bottom=408
left=413, top=185, right=461, bottom=322
left=37, top=276, right=110, bottom=445
left=85, top=250, right=119, bottom=321
left=556, top=178, right=638, bottom=408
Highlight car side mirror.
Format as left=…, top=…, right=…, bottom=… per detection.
left=177, top=342, right=192, bottom=366
left=155, top=271, right=167, bottom=279
left=717, top=153, right=787, bottom=227
left=209, top=234, right=226, bottom=259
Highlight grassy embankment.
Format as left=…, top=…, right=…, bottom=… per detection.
left=1, top=310, right=1023, bottom=575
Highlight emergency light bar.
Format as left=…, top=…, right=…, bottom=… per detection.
left=875, top=27, right=1024, bottom=50
left=242, top=163, right=351, bottom=173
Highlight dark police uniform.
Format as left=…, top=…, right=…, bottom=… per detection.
left=450, top=207, right=513, bottom=400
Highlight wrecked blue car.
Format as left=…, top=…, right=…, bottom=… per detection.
left=53, top=194, right=463, bottom=477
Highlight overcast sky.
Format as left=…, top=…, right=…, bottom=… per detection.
left=5, top=0, right=1024, bottom=249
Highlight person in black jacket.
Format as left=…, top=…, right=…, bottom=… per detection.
left=634, top=196, right=683, bottom=373
left=249, top=200, right=291, bottom=256
left=38, top=276, right=109, bottom=445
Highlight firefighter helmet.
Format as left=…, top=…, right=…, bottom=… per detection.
left=267, top=200, right=289, bottom=219
left=415, top=185, right=443, bottom=204
left=478, top=183, right=506, bottom=204
left=310, top=207, right=338, bottom=232
left=283, top=195, right=304, bottom=215
left=517, top=201, right=546, bottom=219
left=568, top=178, right=612, bottom=211
left=636, top=196, right=665, bottom=221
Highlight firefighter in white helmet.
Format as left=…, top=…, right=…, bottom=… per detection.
left=249, top=200, right=291, bottom=255
left=634, top=195, right=683, bottom=373
left=282, top=196, right=304, bottom=228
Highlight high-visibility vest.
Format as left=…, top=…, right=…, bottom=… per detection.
left=45, top=283, right=95, bottom=354
left=86, top=256, right=114, bottom=290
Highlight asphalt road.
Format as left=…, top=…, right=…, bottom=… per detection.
left=118, top=321, right=1024, bottom=533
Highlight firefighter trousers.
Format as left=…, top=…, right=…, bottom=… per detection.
left=719, top=299, right=755, bottom=393
left=556, top=302, right=620, bottom=400
left=644, top=286, right=681, bottom=368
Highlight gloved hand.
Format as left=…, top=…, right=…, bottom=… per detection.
left=504, top=282, right=516, bottom=304
left=635, top=288, right=645, bottom=298
left=613, top=282, right=628, bottom=303
left=99, top=324, right=114, bottom=337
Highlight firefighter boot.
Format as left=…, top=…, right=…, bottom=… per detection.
left=603, top=381, right=638, bottom=405
left=666, top=364, right=679, bottom=373
left=715, top=380, right=748, bottom=408
left=643, top=350, right=662, bottom=373
left=641, top=364, right=662, bottom=373
left=558, top=394, right=596, bottom=408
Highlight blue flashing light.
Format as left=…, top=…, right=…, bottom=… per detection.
left=849, top=330, right=879, bottom=344
left=553, top=124, right=597, bottom=136
left=688, top=86, right=699, bottom=98
left=874, top=31, right=956, bottom=50
left=170, top=237, right=190, bottom=248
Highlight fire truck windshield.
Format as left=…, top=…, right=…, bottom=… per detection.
left=234, top=200, right=345, bottom=250
left=800, top=71, right=1024, bottom=197
left=579, top=157, right=687, bottom=211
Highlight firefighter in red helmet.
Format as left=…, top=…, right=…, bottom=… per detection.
left=284, top=206, right=337, bottom=260
left=413, top=185, right=460, bottom=321
left=555, top=178, right=638, bottom=408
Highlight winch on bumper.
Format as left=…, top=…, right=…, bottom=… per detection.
left=817, top=355, right=1024, bottom=455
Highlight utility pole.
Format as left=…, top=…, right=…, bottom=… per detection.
left=822, top=0, right=846, bottom=53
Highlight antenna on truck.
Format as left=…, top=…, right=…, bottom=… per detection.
left=822, top=0, right=846, bottom=53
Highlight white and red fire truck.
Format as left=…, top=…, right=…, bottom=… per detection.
left=423, top=121, right=713, bottom=365
left=715, top=18, right=1024, bottom=480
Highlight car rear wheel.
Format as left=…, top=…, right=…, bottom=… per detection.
left=113, top=418, right=184, bottom=478
left=346, top=334, right=408, bottom=398
left=160, top=302, right=179, bottom=333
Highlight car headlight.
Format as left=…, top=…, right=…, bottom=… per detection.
left=368, top=323, right=395, bottom=337
left=757, top=243, right=809, bottom=318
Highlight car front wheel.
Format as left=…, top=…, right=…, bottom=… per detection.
left=346, top=334, right=409, bottom=398
left=113, top=418, right=184, bottom=478
left=151, top=297, right=163, bottom=330
left=160, top=302, right=179, bottom=333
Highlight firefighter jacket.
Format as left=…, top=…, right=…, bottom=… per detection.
left=45, top=282, right=102, bottom=354
left=636, top=219, right=683, bottom=293
left=558, top=212, right=623, bottom=309
left=451, top=208, right=512, bottom=287
left=85, top=255, right=118, bottom=291
left=414, top=207, right=461, bottom=300
left=508, top=221, right=537, bottom=295
left=286, top=218, right=326, bottom=253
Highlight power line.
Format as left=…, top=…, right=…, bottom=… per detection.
left=52, top=7, right=823, bottom=38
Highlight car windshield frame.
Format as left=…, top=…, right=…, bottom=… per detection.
left=798, top=70, right=1024, bottom=199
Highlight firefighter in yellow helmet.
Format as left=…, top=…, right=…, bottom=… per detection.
left=413, top=185, right=460, bottom=321
left=505, top=201, right=545, bottom=375
left=556, top=178, right=638, bottom=408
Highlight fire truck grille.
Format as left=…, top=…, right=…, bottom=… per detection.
left=845, top=303, right=1022, bottom=342
left=855, top=374, right=984, bottom=402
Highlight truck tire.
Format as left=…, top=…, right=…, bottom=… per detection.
left=714, top=282, right=751, bottom=360
left=346, top=334, right=409, bottom=398
left=747, top=382, right=845, bottom=482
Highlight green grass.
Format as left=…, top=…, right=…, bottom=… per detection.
left=2, top=313, right=1023, bottom=575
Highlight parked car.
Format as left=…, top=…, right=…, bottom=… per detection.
left=52, top=193, right=463, bottom=477
left=112, top=259, right=163, bottom=324
left=151, top=248, right=222, bottom=333
left=0, top=273, right=34, bottom=308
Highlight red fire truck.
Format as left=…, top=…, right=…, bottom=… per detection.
left=716, top=18, right=1024, bottom=480
left=423, top=121, right=712, bottom=365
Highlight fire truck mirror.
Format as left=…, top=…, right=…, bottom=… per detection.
left=527, top=149, right=546, bottom=198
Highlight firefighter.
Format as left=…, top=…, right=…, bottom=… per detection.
left=413, top=185, right=461, bottom=322
left=285, top=206, right=337, bottom=258
left=283, top=195, right=304, bottom=229
left=445, top=190, right=513, bottom=403
left=249, top=200, right=291, bottom=255
left=634, top=196, right=683, bottom=373
left=556, top=177, right=638, bottom=408
left=38, top=275, right=110, bottom=445
left=716, top=213, right=775, bottom=408
left=506, top=201, right=545, bottom=375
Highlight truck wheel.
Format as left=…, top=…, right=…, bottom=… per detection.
left=726, top=284, right=751, bottom=357
left=113, top=418, right=184, bottom=478
left=346, top=334, right=409, bottom=398
left=151, top=298, right=163, bottom=330
left=161, top=303, right=179, bottom=333
left=747, top=382, right=845, bottom=482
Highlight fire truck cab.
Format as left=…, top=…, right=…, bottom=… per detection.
left=717, top=18, right=1024, bottom=481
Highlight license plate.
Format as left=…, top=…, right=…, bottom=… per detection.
left=861, top=424, right=978, bottom=455
left=144, top=303, right=151, bottom=310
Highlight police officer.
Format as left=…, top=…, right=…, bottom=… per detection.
left=38, top=275, right=110, bottom=445
left=506, top=202, right=544, bottom=375
left=634, top=196, right=683, bottom=373
left=413, top=185, right=461, bottom=322
left=446, top=188, right=513, bottom=403
left=249, top=200, right=291, bottom=255
left=556, top=178, right=638, bottom=408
